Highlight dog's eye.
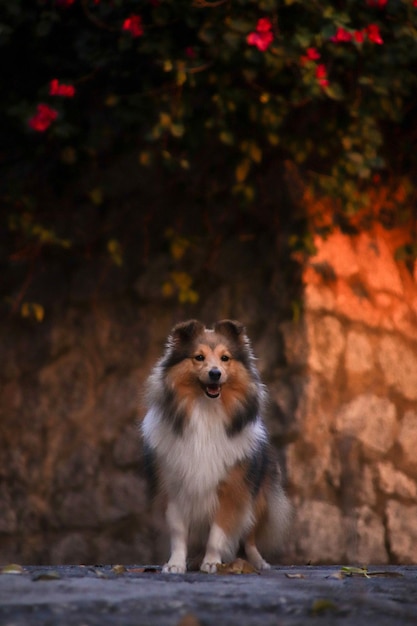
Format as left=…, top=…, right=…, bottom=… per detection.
left=194, top=354, right=205, bottom=362
left=220, top=355, right=230, bottom=362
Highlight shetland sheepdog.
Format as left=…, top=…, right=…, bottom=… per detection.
left=141, top=319, right=291, bottom=574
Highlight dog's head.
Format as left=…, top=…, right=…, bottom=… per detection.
left=162, top=319, right=251, bottom=399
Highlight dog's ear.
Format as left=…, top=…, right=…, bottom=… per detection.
left=214, top=320, right=245, bottom=342
left=171, top=319, right=205, bottom=345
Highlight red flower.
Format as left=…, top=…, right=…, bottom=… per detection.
left=56, top=0, right=75, bottom=6
left=28, top=104, right=58, bottom=132
left=306, top=47, right=320, bottom=60
left=414, top=1, right=417, bottom=7
left=367, top=0, right=387, bottom=7
left=365, top=23, right=383, bottom=44
left=330, top=27, right=352, bottom=43
left=316, top=64, right=329, bottom=88
left=300, top=47, right=321, bottom=65
left=256, top=17, right=273, bottom=33
left=247, top=17, right=274, bottom=52
left=353, top=30, right=365, bottom=43
left=49, top=79, right=76, bottom=97
left=122, top=14, right=144, bottom=38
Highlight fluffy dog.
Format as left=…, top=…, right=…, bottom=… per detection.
left=141, top=319, right=291, bottom=573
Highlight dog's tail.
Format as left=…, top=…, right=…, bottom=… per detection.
left=256, top=478, right=293, bottom=560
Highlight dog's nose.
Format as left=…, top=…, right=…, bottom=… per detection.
left=209, top=368, right=221, bottom=381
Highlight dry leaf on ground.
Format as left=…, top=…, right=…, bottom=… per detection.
left=32, top=571, right=61, bottom=581
left=111, top=564, right=127, bottom=575
left=216, top=558, right=259, bottom=575
left=1, top=564, right=25, bottom=575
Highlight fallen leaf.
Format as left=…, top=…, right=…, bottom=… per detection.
left=126, top=567, right=145, bottom=574
left=1, top=564, right=25, bottom=575
left=285, top=573, right=305, bottom=579
left=111, top=564, right=127, bottom=575
left=32, top=571, right=61, bottom=581
left=327, top=571, right=345, bottom=580
left=311, top=598, right=338, bottom=615
left=216, top=558, right=258, bottom=575
left=366, top=571, right=404, bottom=578
left=340, top=566, right=369, bottom=578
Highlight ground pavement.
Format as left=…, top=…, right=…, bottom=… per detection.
left=0, top=564, right=416, bottom=626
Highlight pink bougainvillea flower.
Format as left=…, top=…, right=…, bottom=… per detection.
left=28, top=104, right=58, bottom=132
left=247, top=17, right=274, bottom=52
left=316, top=64, right=329, bottom=88
left=122, top=15, right=144, bottom=38
left=49, top=79, right=76, bottom=97
left=247, top=30, right=274, bottom=51
left=330, top=27, right=352, bottom=42
left=414, top=0, right=417, bottom=7
left=365, top=23, right=383, bottom=44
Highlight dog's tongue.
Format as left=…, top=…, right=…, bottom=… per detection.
left=206, top=384, right=221, bottom=398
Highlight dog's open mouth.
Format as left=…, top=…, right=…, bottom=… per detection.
left=204, top=384, right=221, bottom=399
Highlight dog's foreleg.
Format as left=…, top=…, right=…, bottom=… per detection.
left=201, top=464, right=251, bottom=573
left=162, top=500, right=188, bottom=574
left=200, top=523, right=230, bottom=573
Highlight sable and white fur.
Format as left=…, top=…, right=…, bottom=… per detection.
left=141, top=319, right=291, bottom=574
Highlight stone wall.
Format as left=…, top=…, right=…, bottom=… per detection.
left=1, top=211, right=416, bottom=566
left=285, top=222, right=417, bottom=564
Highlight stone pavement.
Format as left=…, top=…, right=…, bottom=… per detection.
left=0, top=564, right=416, bottom=626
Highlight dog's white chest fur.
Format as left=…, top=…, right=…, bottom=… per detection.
left=142, top=400, right=266, bottom=522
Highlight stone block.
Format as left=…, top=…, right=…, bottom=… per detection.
left=304, top=283, right=335, bottom=312
left=386, top=500, right=417, bottom=563
left=378, top=336, right=417, bottom=401
left=279, top=320, right=308, bottom=367
left=294, top=500, right=345, bottom=563
left=58, top=489, right=101, bottom=528
left=345, top=331, right=373, bottom=373
left=356, top=232, right=403, bottom=296
left=358, top=465, right=377, bottom=506
left=398, top=410, right=417, bottom=469
left=377, top=462, right=417, bottom=499
left=309, top=230, right=360, bottom=278
left=50, top=533, right=90, bottom=565
left=113, top=425, right=141, bottom=468
left=287, top=441, right=333, bottom=493
left=39, top=351, right=96, bottom=418
left=105, top=472, right=147, bottom=517
left=345, top=506, right=388, bottom=564
left=335, top=394, right=397, bottom=457
left=306, top=314, right=345, bottom=381
left=0, top=487, right=17, bottom=533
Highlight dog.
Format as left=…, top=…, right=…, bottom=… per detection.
left=141, top=319, right=291, bottom=573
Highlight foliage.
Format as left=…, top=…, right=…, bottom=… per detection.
left=1, top=0, right=417, bottom=314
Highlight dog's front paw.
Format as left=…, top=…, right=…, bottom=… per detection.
left=200, top=561, right=220, bottom=574
left=250, top=556, right=271, bottom=571
left=162, top=562, right=186, bottom=574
